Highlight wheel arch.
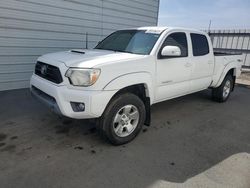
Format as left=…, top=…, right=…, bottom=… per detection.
left=103, top=72, right=153, bottom=99
left=214, top=66, right=237, bottom=88
left=103, top=83, right=152, bottom=126
left=227, top=68, right=236, bottom=91
left=102, top=72, right=155, bottom=126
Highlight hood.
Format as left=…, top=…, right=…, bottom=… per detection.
left=39, top=49, right=145, bottom=68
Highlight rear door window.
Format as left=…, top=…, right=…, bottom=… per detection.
left=191, top=33, right=209, bottom=56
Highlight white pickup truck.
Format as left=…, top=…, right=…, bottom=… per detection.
left=30, top=27, right=242, bottom=145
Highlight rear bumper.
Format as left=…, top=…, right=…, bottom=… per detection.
left=30, top=74, right=117, bottom=119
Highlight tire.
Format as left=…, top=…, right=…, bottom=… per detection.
left=212, top=74, right=233, bottom=102
left=97, top=93, right=146, bottom=145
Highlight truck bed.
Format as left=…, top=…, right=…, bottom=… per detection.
left=212, top=52, right=243, bottom=87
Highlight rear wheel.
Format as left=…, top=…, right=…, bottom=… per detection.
left=98, top=93, right=146, bottom=145
left=212, top=74, right=233, bottom=102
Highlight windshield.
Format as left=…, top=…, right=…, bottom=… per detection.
left=95, top=30, right=161, bottom=55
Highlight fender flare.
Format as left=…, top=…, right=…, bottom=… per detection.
left=214, top=63, right=236, bottom=88
left=103, top=72, right=154, bottom=102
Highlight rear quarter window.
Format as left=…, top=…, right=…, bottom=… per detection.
left=191, top=33, right=209, bottom=56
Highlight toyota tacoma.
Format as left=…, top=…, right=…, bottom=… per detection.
left=30, top=27, right=242, bottom=145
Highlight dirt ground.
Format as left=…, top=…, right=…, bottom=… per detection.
left=237, top=70, right=250, bottom=86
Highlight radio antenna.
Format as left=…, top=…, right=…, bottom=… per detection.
left=208, top=20, right=212, bottom=35
left=85, top=32, right=88, bottom=49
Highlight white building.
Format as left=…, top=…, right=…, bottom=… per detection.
left=0, top=0, right=160, bottom=91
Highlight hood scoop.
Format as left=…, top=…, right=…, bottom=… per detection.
left=70, top=50, right=85, bottom=54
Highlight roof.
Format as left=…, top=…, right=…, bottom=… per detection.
left=121, top=26, right=204, bottom=34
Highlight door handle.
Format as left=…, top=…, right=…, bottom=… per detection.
left=185, top=62, right=192, bottom=67
left=208, top=61, right=213, bottom=64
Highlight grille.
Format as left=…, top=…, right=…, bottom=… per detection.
left=35, top=61, right=63, bottom=84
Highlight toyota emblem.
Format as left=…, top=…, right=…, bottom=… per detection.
left=41, top=65, right=48, bottom=75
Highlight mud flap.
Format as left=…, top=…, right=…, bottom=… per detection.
left=144, top=97, right=151, bottom=126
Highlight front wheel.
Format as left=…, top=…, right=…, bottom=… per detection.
left=212, top=74, right=233, bottom=102
left=98, top=93, right=146, bottom=145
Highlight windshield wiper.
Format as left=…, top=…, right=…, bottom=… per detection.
left=113, top=49, right=133, bottom=54
left=95, top=48, right=133, bottom=54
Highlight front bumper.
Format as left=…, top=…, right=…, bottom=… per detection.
left=30, top=74, right=116, bottom=119
left=31, top=86, right=62, bottom=116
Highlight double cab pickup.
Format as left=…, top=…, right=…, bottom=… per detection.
left=31, top=27, right=242, bottom=145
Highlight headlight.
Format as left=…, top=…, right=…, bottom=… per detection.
left=65, top=68, right=101, bottom=86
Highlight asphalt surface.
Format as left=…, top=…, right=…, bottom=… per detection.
left=0, top=85, right=249, bottom=188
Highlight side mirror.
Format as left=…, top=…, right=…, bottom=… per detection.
left=161, top=46, right=181, bottom=57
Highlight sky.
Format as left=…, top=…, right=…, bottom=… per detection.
left=158, top=0, right=250, bottom=30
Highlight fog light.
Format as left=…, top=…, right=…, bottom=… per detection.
left=70, top=102, right=85, bottom=112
